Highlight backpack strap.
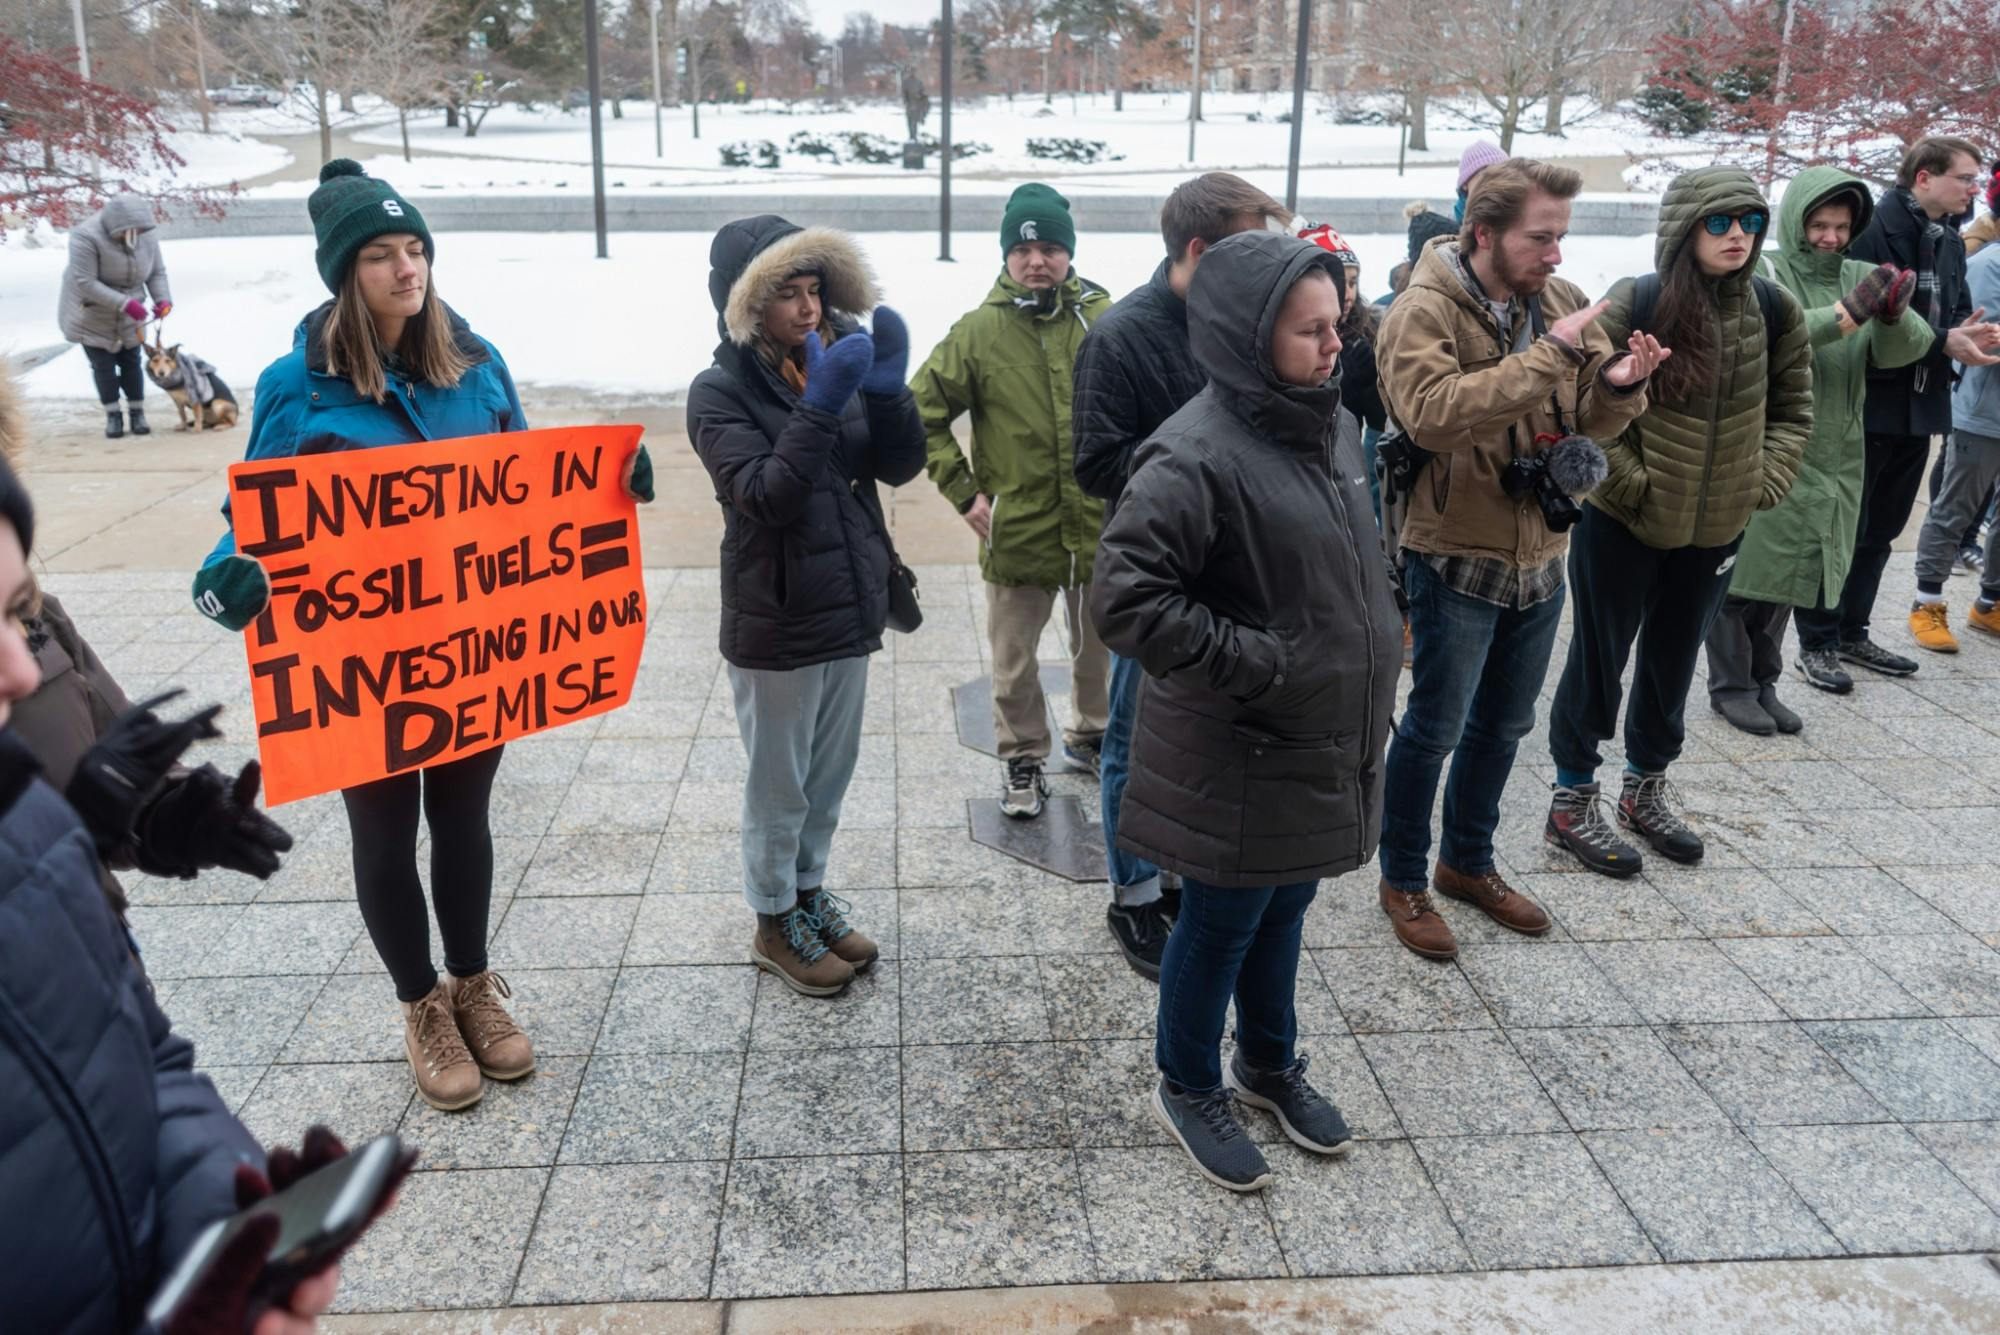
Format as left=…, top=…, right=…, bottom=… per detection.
left=1627, top=272, right=1662, bottom=336
left=1629, top=270, right=1782, bottom=365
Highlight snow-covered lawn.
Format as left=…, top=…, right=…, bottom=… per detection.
left=3, top=229, right=1658, bottom=400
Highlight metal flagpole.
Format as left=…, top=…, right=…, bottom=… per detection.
left=940, top=0, right=954, bottom=262
left=1284, top=0, right=1312, bottom=214
left=583, top=0, right=610, bottom=258
left=649, top=0, right=664, bottom=158
left=1187, top=0, right=1201, bottom=163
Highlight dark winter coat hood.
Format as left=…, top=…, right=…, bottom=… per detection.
left=1188, top=230, right=1348, bottom=447
left=706, top=215, right=881, bottom=345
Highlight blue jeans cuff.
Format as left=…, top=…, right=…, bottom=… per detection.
left=1113, top=876, right=1163, bottom=908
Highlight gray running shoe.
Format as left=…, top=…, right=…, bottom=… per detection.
left=1795, top=648, right=1852, bottom=694
left=1225, top=1052, right=1352, bottom=1155
left=1001, top=758, right=1047, bottom=819
left=1152, top=1078, right=1273, bottom=1192
left=1837, top=637, right=1917, bottom=677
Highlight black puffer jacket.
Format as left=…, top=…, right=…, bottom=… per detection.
left=1093, top=232, right=1402, bottom=888
left=1851, top=185, right=1969, bottom=438
left=0, top=731, right=263, bottom=1332
left=1071, top=259, right=1208, bottom=512
left=687, top=216, right=928, bottom=671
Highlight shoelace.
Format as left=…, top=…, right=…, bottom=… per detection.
left=1395, top=890, right=1441, bottom=921
left=1555, top=787, right=1627, bottom=854
left=454, top=971, right=524, bottom=1050
left=1915, top=603, right=1951, bottom=632
left=1802, top=649, right=1843, bottom=675
left=1627, top=774, right=1692, bottom=837
left=1186, top=1088, right=1248, bottom=1143
left=411, top=991, right=474, bottom=1074
left=1007, top=760, right=1044, bottom=790
left=802, top=890, right=855, bottom=942
left=1474, top=871, right=1515, bottom=902
left=782, top=906, right=832, bottom=963
left=1267, top=1055, right=1327, bottom=1110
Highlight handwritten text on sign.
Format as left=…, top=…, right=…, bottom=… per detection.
left=230, top=424, right=647, bottom=804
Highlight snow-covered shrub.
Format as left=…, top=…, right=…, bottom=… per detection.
left=787, top=130, right=841, bottom=161
left=918, top=134, right=992, bottom=160
left=1025, top=136, right=1124, bottom=163
left=841, top=131, right=902, bottom=164
left=720, top=140, right=780, bottom=169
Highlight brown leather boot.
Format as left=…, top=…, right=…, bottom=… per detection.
left=402, top=981, right=483, bottom=1111
left=450, top=970, right=536, bottom=1080
left=1433, top=863, right=1552, bottom=936
left=753, top=906, right=856, bottom=997
left=1379, top=879, right=1459, bottom=960
left=802, top=888, right=879, bottom=973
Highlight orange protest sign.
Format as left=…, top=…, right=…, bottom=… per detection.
left=228, top=424, right=648, bottom=804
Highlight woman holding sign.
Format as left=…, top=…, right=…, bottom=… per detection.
left=690, top=216, right=925, bottom=998
left=189, top=162, right=652, bottom=1112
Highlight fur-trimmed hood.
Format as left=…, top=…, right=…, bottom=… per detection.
left=0, top=364, right=23, bottom=466
left=707, top=216, right=880, bottom=345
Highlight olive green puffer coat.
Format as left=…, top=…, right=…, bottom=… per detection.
left=1728, top=166, right=1936, bottom=608
left=914, top=270, right=1110, bottom=588
left=1589, top=167, right=1814, bottom=550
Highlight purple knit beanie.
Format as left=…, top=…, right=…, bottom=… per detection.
left=1456, top=140, right=1509, bottom=193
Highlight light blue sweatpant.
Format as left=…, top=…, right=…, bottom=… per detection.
left=729, top=656, right=870, bottom=916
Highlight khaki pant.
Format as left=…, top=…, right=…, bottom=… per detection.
left=986, top=581, right=1111, bottom=763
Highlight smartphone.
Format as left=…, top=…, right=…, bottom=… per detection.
left=146, top=1134, right=405, bottom=1327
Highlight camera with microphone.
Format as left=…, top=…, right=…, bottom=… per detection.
left=1500, top=433, right=1608, bottom=532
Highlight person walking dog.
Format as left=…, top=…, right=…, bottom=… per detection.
left=57, top=193, right=172, bottom=439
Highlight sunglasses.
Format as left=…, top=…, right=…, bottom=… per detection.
left=1703, top=211, right=1768, bottom=236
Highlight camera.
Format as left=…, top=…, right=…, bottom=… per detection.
left=1501, top=454, right=1583, bottom=531
left=1500, top=433, right=1608, bottom=533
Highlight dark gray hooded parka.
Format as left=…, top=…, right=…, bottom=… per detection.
left=1092, top=231, right=1402, bottom=888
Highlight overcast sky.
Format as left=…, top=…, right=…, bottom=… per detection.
left=802, top=0, right=943, bottom=35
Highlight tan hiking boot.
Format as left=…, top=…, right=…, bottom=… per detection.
left=450, top=970, right=536, bottom=1080
left=1433, top=862, right=1552, bottom=936
left=1379, top=879, right=1459, bottom=960
left=753, top=906, right=856, bottom=997
left=802, top=888, right=879, bottom=973
left=403, top=981, right=482, bottom=1111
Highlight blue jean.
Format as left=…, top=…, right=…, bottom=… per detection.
left=729, top=656, right=869, bottom=915
left=1379, top=555, right=1565, bottom=891
left=1100, top=652, right=1162, bottom=906
left=1155, top=877, right=1318, bottom=1094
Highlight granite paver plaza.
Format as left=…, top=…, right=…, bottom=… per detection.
left=65, top=550, right=2000, bottom=1313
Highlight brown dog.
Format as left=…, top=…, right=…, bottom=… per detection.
left=144, top=333, right=239, bottom=432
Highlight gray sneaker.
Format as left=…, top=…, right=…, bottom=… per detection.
left=1001, top=758, right=1047, bottom=819
left=1225, top=1052, right=1352, bottom=1155
left=1837, top=637, right=1917, bottom=677
left=1152, top=1078, right=1273, bottom=1192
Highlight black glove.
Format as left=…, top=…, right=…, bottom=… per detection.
left=66, top=690, right=223, bottom=858
left=136, top=760, right=295, bottom=880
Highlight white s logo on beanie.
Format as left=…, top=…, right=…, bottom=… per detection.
left=1020, top=221, right=1038, bottom=241
left=382, top=199, right=405, bottom=217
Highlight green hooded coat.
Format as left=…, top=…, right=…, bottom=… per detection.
left=914, top=270, right=1110, bottom=587
left=1589, top=166, right=1815, bottom=549
left=1727, top=165, right=1936, bottom=607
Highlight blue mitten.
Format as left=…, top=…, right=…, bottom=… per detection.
left=800, top=329, right=875, bottom=415
left=861, top=306, right=910, bottom=397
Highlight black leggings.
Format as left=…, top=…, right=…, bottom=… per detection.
left=342, top=746, right=505, bottom=1003
left=84, top=345, right=144, bottom=405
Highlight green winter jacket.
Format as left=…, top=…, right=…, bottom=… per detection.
left=1728, top=167, right=1936, bottom=607
left=1589, top=167, right=1815, bottom=549
left=914, top=270, right=1110, bottom=587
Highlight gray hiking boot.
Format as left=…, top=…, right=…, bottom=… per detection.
left=1152, top=1078, right=1274, bottom=1192
left=1619, top=771, right=1704, bottom=864
left=1225, top=1052, right=1352, bottom=1156
left=1545, top=782, right=1644, bottom=878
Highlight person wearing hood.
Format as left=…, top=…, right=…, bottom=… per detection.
left=1967, top=166, right=2000, bottom=256
left=916, top=183, right=1112, bottom=820
left=1794, top=137, right=2000, bottom=682
left=1545, top=167, right=1812, bottom=874
left=57, top=193, right=173, bottom=439
left=1072, top=171, right=1288, bottom=978
left=1094, top=231, right=1403, bottom=1193
left=1375, top=159, right=1658, bottom=961
left=1704, top=168, right=1933, bottom=732
left=184, top=162, right=619, bottom=1114
left=687, top=215, right=924, bottom=1001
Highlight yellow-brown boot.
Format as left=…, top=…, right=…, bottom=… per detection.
left=1968, top=599, right=2000, bottom=639
left=450, top=970, right=536, bottom=1081
left=403, top=981, right=483, bottom=1111
left=1909, top=600, right=1959, bottom=653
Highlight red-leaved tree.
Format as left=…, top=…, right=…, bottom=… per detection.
left=1648, top=0, right=2000, bottom=185
left=0, top=37, right=231, bottom=238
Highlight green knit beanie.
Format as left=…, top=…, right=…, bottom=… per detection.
left=307, top=159, right=433, bottom=293
left=1000, top=183, right=1076, bottom=257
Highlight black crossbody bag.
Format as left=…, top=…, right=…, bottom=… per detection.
left=832, top=452, right=923, bottom=634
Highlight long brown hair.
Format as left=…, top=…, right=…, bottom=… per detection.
left=323, top=268, right=472, bottom=404
left=1647, top=239, right=1717, bottom=404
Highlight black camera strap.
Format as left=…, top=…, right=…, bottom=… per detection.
left=1505, top=294, right=1575, bottom=459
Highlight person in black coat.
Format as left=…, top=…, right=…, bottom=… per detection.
left=0, top=458, right=357, bottom=1334
left=1796, top=135, right=2000, bottom=678
left=1070, top=172, right=1288, bottom=980
left=688, top=216, right=925, bottom=1001
left=1093, top=232, right=1402, bottom=1194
